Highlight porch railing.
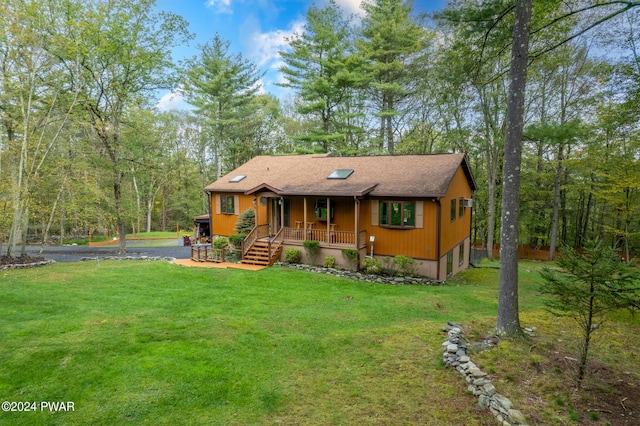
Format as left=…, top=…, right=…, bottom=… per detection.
left=358, top=230, right=367, bottom=249
left=281, top=227, right=366, bottom=248
left=269, top=227, right=284, bottom=258
left=191, top=245, right=225, bottom=263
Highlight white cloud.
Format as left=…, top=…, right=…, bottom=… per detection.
left=249, top=20, right=305, bottom=68
left=204, top=0, right=233, bottom=14
left=333, top=0, right=365, bottom=16
left=156, top=88, right=188, bottom=111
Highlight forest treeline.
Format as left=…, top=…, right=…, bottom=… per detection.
left=1, top=0, right=639, bottom=257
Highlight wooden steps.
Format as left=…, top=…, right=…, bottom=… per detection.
left=241, top=241, right=282, bottom=266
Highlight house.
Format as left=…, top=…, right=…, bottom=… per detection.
left=202, top=153, right=476, bottom=280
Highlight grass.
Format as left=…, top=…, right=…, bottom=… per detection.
left=0, top=260, right=637, bottom=425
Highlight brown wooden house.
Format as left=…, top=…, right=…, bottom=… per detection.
left=202, top=153, right=476, bottom=280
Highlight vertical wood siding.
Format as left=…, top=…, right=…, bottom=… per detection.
left=439, top=167, right=473, bottom=255
left=360, top=199, right=438, bottom=260
left=210, top=193, right=259, bottom=236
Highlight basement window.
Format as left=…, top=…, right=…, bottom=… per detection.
left=229, top=175, right=246, bottom=183
left=327, top=169, right=354, bottom=179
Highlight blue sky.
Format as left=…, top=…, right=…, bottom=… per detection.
left=154, top=0, right=450, bottom=110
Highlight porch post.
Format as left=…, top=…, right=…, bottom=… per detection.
left=326, top=197, right=331, bottom=243
left=303, top=197, right=308, bottom=235
left=253, top=195, right=258, bottom=226
left=280, top=197, right=285, bottom=231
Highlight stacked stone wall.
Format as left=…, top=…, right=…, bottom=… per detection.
left=442, top=322, right=529, bottom=426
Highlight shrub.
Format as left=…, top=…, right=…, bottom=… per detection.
left=213, top=236, right=229, bottom=249
left=393, top=255, right=419, bottom=276
left=284, top=248, right=301, bottom=263
left=382, top=256, right=394, bottom=275
left=323, top=256, right=336, bottom=268
left=303, top=240, right=320, bottom=260
left=362, top=257, right=382, bottom=274
left=228, top=234, right=245, bottom=249
left=225, top=249, right=241, bottom=263
left=234, top=208, right=256, bottom=234
left=341, top=249, right=358, bottom=269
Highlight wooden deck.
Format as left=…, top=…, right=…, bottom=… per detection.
left=174, top=258, right=266, bottom=271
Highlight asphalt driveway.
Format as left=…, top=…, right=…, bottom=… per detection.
left=22, top=240, right=192, bottom=262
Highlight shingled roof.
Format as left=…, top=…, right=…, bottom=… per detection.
left=204, top=153, right=476, bottom=198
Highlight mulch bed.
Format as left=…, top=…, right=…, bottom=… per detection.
left=0, top=255, right=49, bottom=267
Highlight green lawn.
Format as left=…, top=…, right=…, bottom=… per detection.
left=0, top=261, right=636, bottom=425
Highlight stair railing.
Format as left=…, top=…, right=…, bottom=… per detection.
left=269, top=227, right=284, bottom=260
left=242, top=224, right=270, bottom=257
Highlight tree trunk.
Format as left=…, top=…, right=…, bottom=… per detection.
left=578, top=289, right=596, bottom=385
left=548, top=144, right=564, bottom=260
left=113, top=170, right=127, bottom=254
left=146, top=198, right=153, bottom=233
left=39, top=180, right=65, bottom=255
left=486, top=173, right=497, bottom=260
left=497, top=0, right=532, bottom=336
left=162, top=186, right=167, bottom=232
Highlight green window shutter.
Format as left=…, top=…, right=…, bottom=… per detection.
left=415, top=201, right=424, bottom=229
left=371, top=200, right=379, bottom=226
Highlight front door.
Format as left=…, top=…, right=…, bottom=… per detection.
left=270, top=198, right=290, bottom=233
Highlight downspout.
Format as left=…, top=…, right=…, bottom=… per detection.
left=354, top=196, right=360, bottom=260
left=436, top=198, right=442, bottom=281
left=207, top=191, right=213, bottom=240
left=469, top=194, right=474, bottom=266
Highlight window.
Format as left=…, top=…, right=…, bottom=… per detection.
left=327, top=169, right=354, bottom=179
left=459, top=197, right=464, bottom=218
left=446, top=251, right=453, bottom=276
left=314, top=200, right=333, bottom=220
left=379, top=201, right=415, bottom=228
left=220, top=195, right=235, bottom=214
left=459, top=244, right=465, bottom=266
left=229, top=175, right=246, bottom=183
left=450, top=199, right=457, bottom=222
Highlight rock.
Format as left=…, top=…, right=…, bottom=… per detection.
left=493, top=394, right=512, bottom=411
left=478, top=394, right=491, bottom=408
left=508, top=409, right=527, bottom=424
left=447, top=344, right=458, bottom=353
left=482, top=382, right=496, bottom=396
left=469, top=367, right=486, bottom=377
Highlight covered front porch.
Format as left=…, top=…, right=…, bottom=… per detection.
left=252, top=192, right=368, bottom=250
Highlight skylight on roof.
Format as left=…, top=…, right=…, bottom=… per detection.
left=327, top=169, right=354, bottom=179
left=229, top=175, right=246, bottom=183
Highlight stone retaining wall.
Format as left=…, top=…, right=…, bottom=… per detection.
left=0, top=259, right=55, bottom=270
left=442, top=322, right=529, bottom=426
left=276, top=262, right=443, bottom=286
